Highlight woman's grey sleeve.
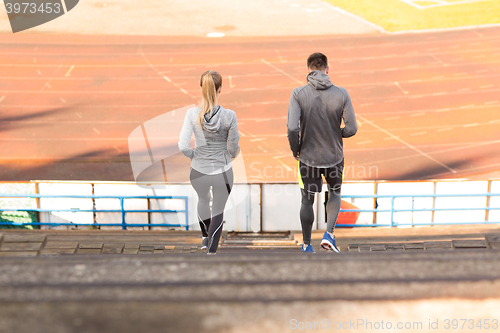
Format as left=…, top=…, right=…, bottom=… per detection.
left=227, top=112, right=240, bottom=159
left=178, top=110, right=195, bottom=159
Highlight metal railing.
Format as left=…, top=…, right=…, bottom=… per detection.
left=1, top=191, right=500, bottom=230
left=0, top=194, right=189, bottom=230
left=337, top=193, right=500, bottom=227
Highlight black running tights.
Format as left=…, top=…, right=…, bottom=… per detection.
left=190, top=168, right=233, bottom=253
left=300, top=186, right=341, bottom=245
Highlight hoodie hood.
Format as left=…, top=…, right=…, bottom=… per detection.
left=202, top=106, right=222, bottom=132
left=307, top=70, right=333, bottom=90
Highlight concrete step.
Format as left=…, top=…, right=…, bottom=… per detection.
left=2, top=298, right=500, bottom=333
left=2, top=277, right=500, bottom=303
left=1, top=251, right=499, bottom=285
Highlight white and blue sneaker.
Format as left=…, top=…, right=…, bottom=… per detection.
left=320, top=231, right=340, bottom=253
left=302, top=243, right=315, bottom=253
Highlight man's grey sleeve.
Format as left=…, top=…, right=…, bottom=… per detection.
left=178, top=110, right=195, bottom=159
left=227, top=112, right=240, bottom=159
left=287, top=90, right=301, bottom=157
left=341, top=90, right=358, bottom=138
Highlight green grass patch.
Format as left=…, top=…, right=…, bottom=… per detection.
left=0, top=211, right=35, bottom=229
left=0, top=183, right=37, bottom=229
left=323, top=0, right=500, bottom=32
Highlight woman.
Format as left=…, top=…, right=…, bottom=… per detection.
left=178, top=70, right=240, bottom=255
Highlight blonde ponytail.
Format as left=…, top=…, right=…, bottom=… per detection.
left=198, top=70, right=222, bottom=126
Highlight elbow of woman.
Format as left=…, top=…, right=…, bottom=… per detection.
left=179, top=142, right=194, bottom=158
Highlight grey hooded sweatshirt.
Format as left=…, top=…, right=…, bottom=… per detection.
left=287, top=70, right=358, bottom=168
left=178, top=105, right=240, bottom=175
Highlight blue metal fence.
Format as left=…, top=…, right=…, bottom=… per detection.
left=1, top=191, right=499, bottom=230
left=0, top=194, right=189, bottom=230
left=337, top=193, right=500, bottom=227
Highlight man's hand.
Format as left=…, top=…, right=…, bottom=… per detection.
left=294, top=153, right=299, bottom=161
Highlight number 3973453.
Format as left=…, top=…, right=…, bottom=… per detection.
left=5, top=2, right=61, bottom=14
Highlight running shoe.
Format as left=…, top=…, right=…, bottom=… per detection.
left=320, top=231, right=340, bottom=253
left=201, top=237, right=209, bottom=250
left=302, top=243, right=315, bottom=253
left=207, top=252, right=217, bottom=255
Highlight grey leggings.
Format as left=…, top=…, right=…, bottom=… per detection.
left=300, top=186, right=341, bottom=245
left=190, top=168, right=233, bottom=253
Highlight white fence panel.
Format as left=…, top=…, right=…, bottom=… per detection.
left=262, top=184, right=301, bottom=231
left=488, top=181, right=500, bottom=222
left=434, top=181, right=488, bottom=224
left=94, top=184, right=148, bottom=229
left=376, top=182, right=434, bottom=226
left=39, top=183, right=93, bottom=227
left=143, top=185, right=193, bottom=230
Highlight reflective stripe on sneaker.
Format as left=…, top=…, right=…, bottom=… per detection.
left=320, top=231, right=340, bottom=253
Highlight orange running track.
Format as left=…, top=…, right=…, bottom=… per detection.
left=0, top=29, right=499, bottom=182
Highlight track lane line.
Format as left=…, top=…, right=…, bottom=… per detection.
left=355, top=140, right=500, bottom=168
left=4, top=57, right=500, bottom=82
left=260, top=59, right=303, bottom=85
left=40, top=65, right=62, bottom=92
left=139, top=50, right=195, bottom=98
left=65, top=65, right=75, bottom=77
left=1, top=32, right=500, bottom=55
left=357, top=115, right=457, bottom=174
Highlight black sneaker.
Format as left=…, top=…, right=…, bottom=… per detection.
left=201, top=237, right=209, bottom=250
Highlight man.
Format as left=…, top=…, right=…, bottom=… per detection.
left=287, top=52, right=358, bottom=253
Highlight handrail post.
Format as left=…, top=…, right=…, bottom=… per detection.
left=91, top=183, right=97, bottom=227
left=34, top=182, right=41, bottom=229
left=431, top=181, right=437, bottom=226
left=411, top=196, right=415, bottom=226
left=147, top=195, right=151, bottom=231
left=259, top=183, right=263, bottom=232
left=390, top=196, right=395, bottom=227
left=185, top=197, right=189, bottom=231
left=485, top=180, right=492, bottom=223
left=372, top=181, right=378, bottom=225
left=120, top=198, right=126, bottom=230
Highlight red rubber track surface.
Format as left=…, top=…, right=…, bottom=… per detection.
left=0, top=30, right=499, bottom=182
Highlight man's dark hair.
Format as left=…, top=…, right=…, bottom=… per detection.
left=307, top=52, right=328, bottom=71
